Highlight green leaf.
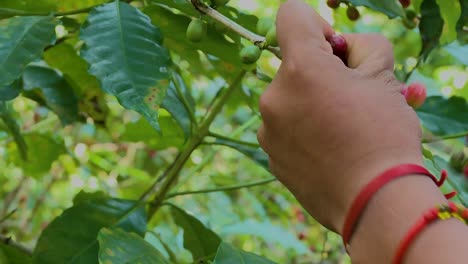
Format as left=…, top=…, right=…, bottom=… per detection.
left=218, top=6, right=258, bottom=35
left=457, top=0, right=468, bottom=43
left=348, top=0, right=405, bottom=18
left=419, top=0, right=444, bottom=59
left=436, top=0, right=461, bottom=44
left=214, top=138, right=269, bottom=170
left=0, top=16, right=56, bottom=87
left=161, top=72, right=193, bottom=138
left=0, top=101, right=27, bottom=160
left=22, top=64, right=80, bottom=125
left=43, top=41, right=110, bottom=123
left=7, top=133, right=64, bottom=179
left=0, top=244, right=32, bottom=264
left=149, top=1, right=258, bottom=34
left=0, top=0, right=56, bottom=13
left=80, top=1, right=172, bottom=131
left=121, top=113, right=185, bottom=150
left=43, top=42, right=100, bottom=96
left=56, top=0, right=108, bottom=12
left=149, top=0, right=198, bottom=17
left=417, top=96, right=468, bottom=136
left=73, top=191, right=108, bottom=205
left=0, top=78, right=22, bottom=101
left=33, top=192, right=147, bottom=264
left=220, top=220, right=308, bottom=254
left=213, top=243, right=277, bottom=264
left=97, top=228, right=168, bottom=264
left=170, top=204, right=221, bottom=262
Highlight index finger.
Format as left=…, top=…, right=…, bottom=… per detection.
left=276, top=0, right=335, bottom=60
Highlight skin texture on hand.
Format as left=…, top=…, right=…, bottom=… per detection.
left=257, top=0, right=423, bottom=232
left=258, top=2, right=468, bottom=264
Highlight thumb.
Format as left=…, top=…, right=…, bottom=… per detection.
left=276, top=0, right=335, bottom=61
left=342, top=33, right=395, bottom=77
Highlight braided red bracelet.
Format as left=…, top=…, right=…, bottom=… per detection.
left=342, top=164, right=456, bottom=251
left=393, top=201, right=468, bottom=264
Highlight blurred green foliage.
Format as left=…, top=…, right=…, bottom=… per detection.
left=0, top=0, right=466, bottom=263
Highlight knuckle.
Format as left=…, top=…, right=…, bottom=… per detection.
left=258, top=90, right=276, bottom=120
left=377, top=70, right=402, bottom=91
left=282, top=59, right=300, bottom=76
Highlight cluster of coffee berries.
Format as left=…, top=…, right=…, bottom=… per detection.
left=237, top=17, right=281, bottom=66
left=326, top=0, right=360, bottom=21
left=401, top=82, right=427, bottom=109
left=258, top=18, right=279, bottom=48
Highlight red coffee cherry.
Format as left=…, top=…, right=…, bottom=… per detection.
left=464, top=164, right=468, bottom=179
left=326, top=34, right=348, bottom=64
left=399, top=0, right=411, bottom=8
left=347, top=6, right=360, bottom=21
left=297, top=232, right=306, bottom=240
left=402, top=82, right=427, bottom=109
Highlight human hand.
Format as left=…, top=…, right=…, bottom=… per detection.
left=257, top=0, right=423, bottom=232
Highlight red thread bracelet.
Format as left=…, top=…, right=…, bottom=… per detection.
left=393, top=201, right=468, bottom=264
left=342, top=164, right=456, bottom=251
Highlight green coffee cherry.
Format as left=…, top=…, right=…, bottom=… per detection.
left=186, top=19, right=207, bottom=43
left=405, top=10, right=417, bottom=20
left=265, top=27, right=278, bottom=47
left=257, top=17, right=274, bottom=36
left=214, top=21, right=228, bottom=34
left=403, top=10, right=417, bottom=29
left=240, top=45, right=262, bottom=65
left=403, top=18, right=417, bottom=29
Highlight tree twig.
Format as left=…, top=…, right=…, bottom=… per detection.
left=422, top=131, right=468, bottom=144
left=0, top=235, right=33, bottom=256
left=0, top=209, right=16, bottom=224
left=144, top=70, right=247, bottom=219
left=171, top=70, right=198, bottom=128
left=207, top=131, right=260, bottom=148
left=165, top=177, right=276, bottom=199
left=172, top=115, right=261, bottom=191
left=319, top=230, right=329, bottom=263
left=21, top=174, right=60, bottom=231
left=0, top=5, right=95, bottom=17
left=1, top=176, right=26, bottom=217
left=189, top=0, right=282, bottom=59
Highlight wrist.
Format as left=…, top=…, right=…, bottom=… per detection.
left=348, top=175, right=447, bottom=263
left=330, top=150, right=424, bottom=232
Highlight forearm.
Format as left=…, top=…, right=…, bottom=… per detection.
left=348, top=175, right=468, bottom=264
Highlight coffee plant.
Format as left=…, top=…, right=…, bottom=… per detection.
left=0, top=0, right=467, bottom=263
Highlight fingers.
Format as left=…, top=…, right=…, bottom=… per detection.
left=342, top=33, right=395, bottom=76
left=276, top=0, right=335, bottom=60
